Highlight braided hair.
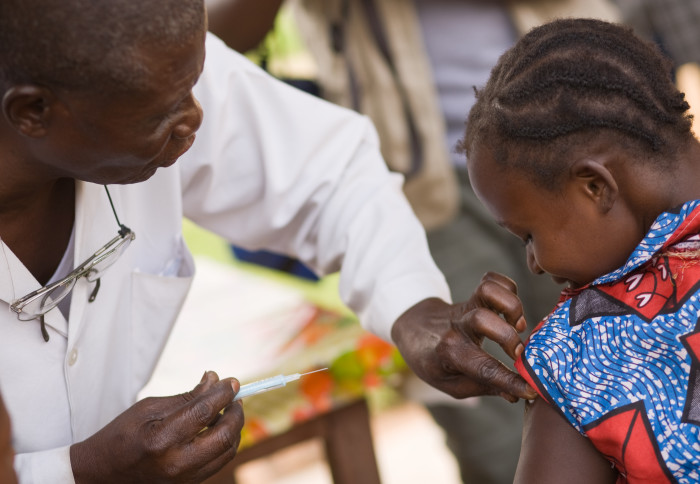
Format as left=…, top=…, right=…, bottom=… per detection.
left=460, top=18, right=694, bottom=190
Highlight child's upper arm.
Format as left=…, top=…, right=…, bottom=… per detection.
left=514, top=398, right=618, bottom=484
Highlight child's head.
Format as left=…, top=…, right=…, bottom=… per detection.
left=460, top=18, right=698, bottom=289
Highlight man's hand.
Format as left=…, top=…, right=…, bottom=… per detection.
left=70, top=371, right=243, bottom=484
left=0, top=392, right=17, bottom=484
left=391, top=272, right=537, bottom=402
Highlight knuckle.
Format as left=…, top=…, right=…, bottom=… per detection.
left=480, top=279, right=500, bottom=299
left=143, top=428, right=170, bottom=457
left=480, top=271, right=497, bottom=283
left=502, top=297, right=522, bottom=316
left=435, top=341, right=466, bottom=376
left=461, top=308, right=488, bottom=335
left=434, top=336, right=457, bottom=360
left=191, top=399, right=215, bottom=425
left=133, top=397, right=162, bottom=417
left=180, top=391, right=196, bottom=403
left=468, top=306, right=489, bottom=321
left=229, top=401, right=245, bottom=423
left=475, top=357, right=502, bottom=384
left=162, top=461, right=183, bottom=480
left=217, top=426, right=240, bottom=451
left=473, top=278, right=493, bottom=298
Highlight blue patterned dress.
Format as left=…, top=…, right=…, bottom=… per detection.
left=516, top=200, right=700, bottom=483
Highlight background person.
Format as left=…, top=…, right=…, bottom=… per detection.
left=613, top=0, right=700, bottom=135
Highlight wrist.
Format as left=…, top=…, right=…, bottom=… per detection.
left=70, top=441, right=105, bottom=484
left=390, top=297, right=445, bottom=345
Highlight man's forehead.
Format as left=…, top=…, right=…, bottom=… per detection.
left=99, top=31, right=205, bottom=98
left=0, top=0, right=205, bottom=94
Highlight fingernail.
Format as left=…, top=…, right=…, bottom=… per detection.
left=514, top=343, right=524, bottom=358
left=201, top=371, right=209, bottom=383
left=516, top=317, right=527, bottom=332
left=229, top=378, right=240, bottom=392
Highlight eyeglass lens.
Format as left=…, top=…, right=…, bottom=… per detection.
left=84, top=234, right=133, bottom=283
left=15, top=232, right=133, bottom=319
left=15, top=278, right=78, bottom=321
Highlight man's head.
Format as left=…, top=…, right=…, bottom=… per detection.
left=0, top=0, right=207, bottom=185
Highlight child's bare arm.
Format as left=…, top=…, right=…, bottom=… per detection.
left=514, top=398, right=618, bottom=484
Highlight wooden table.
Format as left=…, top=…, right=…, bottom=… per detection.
left=141, top=258, right=406, bottom=484
left=205, top=399, right=381, bottom=484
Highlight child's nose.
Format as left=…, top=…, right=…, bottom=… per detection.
left=526, top=245, right=544, bottom=275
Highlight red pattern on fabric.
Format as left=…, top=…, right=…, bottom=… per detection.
left=585, top=405, right=673, bottom=484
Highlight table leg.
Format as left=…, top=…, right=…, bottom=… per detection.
left=324, top=399, right=382, bottom=484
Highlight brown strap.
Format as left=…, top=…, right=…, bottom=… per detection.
left=333, top=0, right=424, bottom=178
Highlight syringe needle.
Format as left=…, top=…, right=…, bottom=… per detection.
left=299, top=368, right=328, bottom=377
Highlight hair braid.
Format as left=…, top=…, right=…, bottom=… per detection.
left=460, top=18, right=694, bottom=189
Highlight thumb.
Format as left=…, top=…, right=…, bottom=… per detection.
left=192, top=370, right=221, bottom=394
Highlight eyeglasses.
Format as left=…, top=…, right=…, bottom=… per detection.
left=9, top=186, right=135, bottom=342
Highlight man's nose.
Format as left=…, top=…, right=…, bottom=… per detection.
left=526, top=245, right=544, bottom=275
left=172, top=94, right=203, bottom=140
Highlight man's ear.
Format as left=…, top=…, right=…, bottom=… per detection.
left=570, top=158, right=618, bottom=213
left=2, top=85, right=55, bottom=138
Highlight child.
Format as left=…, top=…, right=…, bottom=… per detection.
left=461, top=18, right=700, bottom=483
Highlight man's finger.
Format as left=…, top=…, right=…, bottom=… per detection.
left=481, top=271, right=518, bottom=294
left=180, top=371, right=220, bottom=404
left=192, top=401, right=244, bottom=475
left=475, top=276, right=527, bottom=332
left=166, top=378, right=236, bottom=442
left=451, top=353, right=537, bottom=400
left=458, top=307, right=524, bottom=360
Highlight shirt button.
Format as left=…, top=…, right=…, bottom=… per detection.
left=68, top=349, right=78, bottom=366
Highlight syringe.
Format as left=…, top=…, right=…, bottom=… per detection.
left=233, top=368, right=328, bottom=401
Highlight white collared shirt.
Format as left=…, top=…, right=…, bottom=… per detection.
left=0, top=33, right=449, bottom=483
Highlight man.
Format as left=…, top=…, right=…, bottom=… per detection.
left=0, top=0, right=532, bottom=481
left=614, top=0, right=700, bottom=134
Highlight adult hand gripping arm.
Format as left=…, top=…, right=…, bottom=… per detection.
left=392, top=272, right=538, bottom=402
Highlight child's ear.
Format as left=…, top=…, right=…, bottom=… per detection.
left=570, top=158, right=618, bottom=213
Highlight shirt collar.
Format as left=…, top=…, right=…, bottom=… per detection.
left=593, top=199, right=700, bottom=286
left=0, top=181, right=115, bottom=336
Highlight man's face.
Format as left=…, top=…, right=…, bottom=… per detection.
left=35, top=31, right=206, bottom=185
left=468, top=144, right=642, bottom=289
